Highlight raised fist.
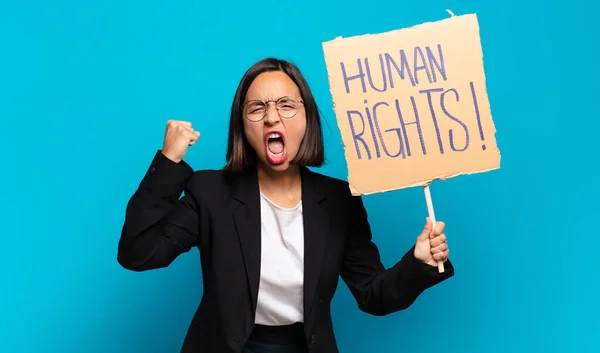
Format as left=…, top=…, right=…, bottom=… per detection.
left=161, top=120, right=200, bottom=163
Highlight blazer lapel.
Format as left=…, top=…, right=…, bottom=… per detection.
left=229, top=167, right=330, bottom=319
left=301, top=167, right=329, bottom=318
left=231, top=170, right=262, bottom=314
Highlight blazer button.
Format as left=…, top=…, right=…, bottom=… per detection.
left=149, top=166, right=156, bottom=175
left=310, top=335, right=316, bottom=345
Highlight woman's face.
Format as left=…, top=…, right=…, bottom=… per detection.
left=242, top=71, right=307, bottom=172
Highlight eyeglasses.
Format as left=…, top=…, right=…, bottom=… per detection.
left=242, top=96, right=304, bottom=122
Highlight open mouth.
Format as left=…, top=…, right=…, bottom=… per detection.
left=265, top=131, right=287, bottom=165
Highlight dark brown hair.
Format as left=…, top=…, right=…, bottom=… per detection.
left=224, top=58, right=325, bottom=173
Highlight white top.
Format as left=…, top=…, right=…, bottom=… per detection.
left=255, top=192, right=305, bottom=326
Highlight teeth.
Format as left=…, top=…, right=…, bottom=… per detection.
left=268, top=133, right=281, bottom=139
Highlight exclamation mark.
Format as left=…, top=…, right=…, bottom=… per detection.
left=469, top=81, right=486, bottom=151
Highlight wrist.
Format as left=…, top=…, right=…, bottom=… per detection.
left=160, top=149, right=182, bottom=163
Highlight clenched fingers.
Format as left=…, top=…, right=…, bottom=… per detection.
left=431, top=242, right=448, bottom=254
left=430, top=233, right=447, bottom=248
left=432, top=250, right=449, bottom=262
left=167, top=119, right=192, bottom=127
left=167, top=120, right=200, bottom=143
left=430, top=221, right=445, bottom=238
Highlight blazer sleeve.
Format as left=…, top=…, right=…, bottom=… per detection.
left=117, top=150, right=200, bottom=272
left=340, top=194, right=454, bottom=316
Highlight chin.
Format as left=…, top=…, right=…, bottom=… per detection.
left=261, top=157, right=294, bottom=172
left=259, top=150, right=299, bottom=173
left=267, top=163, right=292, bottom=172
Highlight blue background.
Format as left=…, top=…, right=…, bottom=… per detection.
left=1, top=0, right=597, bottom=352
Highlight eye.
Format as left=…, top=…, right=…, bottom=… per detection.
left=246, top=102, right=265, bottom=114
left=277, top=98, right=298, bottom=110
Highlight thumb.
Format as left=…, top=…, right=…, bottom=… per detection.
left=188, top=131, right=201, bottom=146
left=418, top=217, right=433, bottom=241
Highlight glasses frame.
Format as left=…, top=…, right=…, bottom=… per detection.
left=242, top=96, right=305, bottom=122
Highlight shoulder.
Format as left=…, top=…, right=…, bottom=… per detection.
left=188, top=169, right=229, bottom=185
left=183, top=168, right=238, bottom=199
left=187, top=168, right=249, bottom=186
left=305, top=169, right=368, bottom=222
left=184, top=167, right=260, bottom=197
left=304, top=168, right=358, bottom=201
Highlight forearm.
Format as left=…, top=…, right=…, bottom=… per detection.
left=356, top=246, right=454, bottom=316
left=341, top=194, right=454, bottom=316
left=118, top=191, right=196, bottom=270
left=117, top=151, right=197, bottom=271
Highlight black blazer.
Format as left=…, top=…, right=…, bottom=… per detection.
left=117, top=151, right=454, bottom=353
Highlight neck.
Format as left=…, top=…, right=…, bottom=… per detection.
left=257, top=163, right=301, bottom=194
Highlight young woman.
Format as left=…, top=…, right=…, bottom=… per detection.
left=117, top=58, right=454, bottom=353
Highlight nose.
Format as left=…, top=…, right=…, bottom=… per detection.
left=264, top=102, right=281, bottom=125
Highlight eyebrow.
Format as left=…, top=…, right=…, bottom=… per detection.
left=246, top=95, right=301, bottom=102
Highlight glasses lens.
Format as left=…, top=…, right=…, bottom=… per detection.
left=276, top=97, right=299, bottom=118
left=244, top=101, right=266, bottom=121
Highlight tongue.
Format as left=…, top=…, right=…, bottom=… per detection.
left=268, top=139, right=284, bottom=154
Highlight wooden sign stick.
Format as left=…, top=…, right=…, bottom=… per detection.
left=424, top=185, right=445, bottom=273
